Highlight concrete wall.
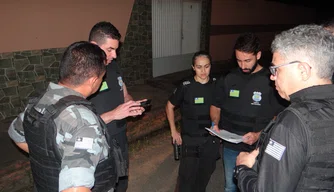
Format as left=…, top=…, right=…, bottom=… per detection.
left=0, top=0, right=156, bottom=120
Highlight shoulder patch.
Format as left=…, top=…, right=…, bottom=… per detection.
left=265, top=138, right=286, bottom=161
left=213, top=78, right=216, bottom=81
left=183, top=81, right=191, bottom=86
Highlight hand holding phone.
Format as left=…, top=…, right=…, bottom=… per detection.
left=140, top=99, right=152, bottom=108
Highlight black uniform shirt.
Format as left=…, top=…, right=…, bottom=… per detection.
left=237, top=84, right=334, bottom=191
left=88, top=61, right=126, bottom=136
left=213, top=67, right=287, bottom=151
left=169, top=77, right=216, bottom=135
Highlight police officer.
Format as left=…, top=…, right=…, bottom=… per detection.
left=210, top=33, right=287, bottom=192
left=235, top=24, right=334, bottom=192
left=8, top=41, right=118, bottom=191
left=87, top=21, right=146, bottom=192
left=166, top=51, right=220, bottom=192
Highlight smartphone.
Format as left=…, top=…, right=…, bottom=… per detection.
left=140, top=99, right=152, bottom=107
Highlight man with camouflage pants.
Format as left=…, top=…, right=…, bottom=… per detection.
left=8, top=41, right=140, bottom=192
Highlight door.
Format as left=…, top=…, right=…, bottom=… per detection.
left=152, top=0, right=202, bottom=77
left=181, top=1, right=202, bottom=55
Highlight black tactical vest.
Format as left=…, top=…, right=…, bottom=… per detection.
left=257, top=100, right=334, bottom=190
left=181, top=78, right=215, bottom=137
left=220, top=69, right=275, bottom=134
left=23, top=95, right=119, bottom=192
left=219, top=69, right=280, bottom=151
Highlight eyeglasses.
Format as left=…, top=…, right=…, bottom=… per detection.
left=269, top=61, right=301, bottom=76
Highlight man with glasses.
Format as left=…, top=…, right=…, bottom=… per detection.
left=235, top=24, right=334, bottom=191
left=210, top=32, right=286, bottom=192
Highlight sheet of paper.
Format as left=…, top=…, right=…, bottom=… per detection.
left=205, top=127, right=243, bottom=144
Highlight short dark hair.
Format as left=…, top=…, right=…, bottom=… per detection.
left=59, top=41, right=106, bottom=86
left=234, top=32, right=260, bottom=54
left=88, top=21, right=121, bottom=45
left=322, top=17, right=334, bottom=33
left=192, top=51, right=212, bottom=66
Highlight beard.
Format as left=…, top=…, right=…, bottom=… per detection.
left=239, top=61, right=258, bottom=74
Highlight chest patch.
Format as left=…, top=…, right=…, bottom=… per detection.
left=99, top=81, right=109, bottom=92
left=194, top=97, right=204, bottom=104
left=118, top=76, right=123, bottom=91
left=251, top=91, right=262, bottom=106
left=229, top=89, right=240, bottom=97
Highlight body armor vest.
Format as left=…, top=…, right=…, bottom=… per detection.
left=257, top=100, right=334, bottom=190
left=219, top=69, right=279, bottom=151
left=181, top=78, right=215, bottom=137
left=219, top=71, right=273, bottom=135
left=23, top=95, right=120, bottom=192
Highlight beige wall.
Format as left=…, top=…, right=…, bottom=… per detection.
left=0, top=0, right=134, bottom=53
left=210, top=0, right=317, bottom=62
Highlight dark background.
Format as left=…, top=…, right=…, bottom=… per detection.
left=268, top=0, right=333, bottom=23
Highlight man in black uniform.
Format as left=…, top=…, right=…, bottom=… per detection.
left=88, top=21, right=145, bottom=192
left=235, top=24, right=334, bottom=192
left=166, top=51, right=220, bottom=192
left=210, top=33, right=286, bottom=192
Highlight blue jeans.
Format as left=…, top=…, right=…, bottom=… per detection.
left=223, top=147, right=240, bottom=192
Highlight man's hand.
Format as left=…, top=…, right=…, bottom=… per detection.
left=100, top=100, right=145, bottom=124
left=114, top=100, right=145, bottom=119
left=236, top=148, right=259, bottom=168
left=16, top=142, right=29, bottom=153
left=130, top=99, right=148, bottom=117
left=242, top=131, right=261, bottom=145
left=212, top=124, right=220, bottom=132
left=209, top=124, right=220, bottom=136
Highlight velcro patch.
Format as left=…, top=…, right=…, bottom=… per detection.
left=265, top=138, right=286, bottom=161
left=74, top=137, right=94, bottom=150
left=194, top=97, right=204, bottom=104
left=99, top=81, right=109, bottom=92
left=229, top=89, right=240, bottom=97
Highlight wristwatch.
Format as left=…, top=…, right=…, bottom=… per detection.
left=233, top=165, right=249, bottom=179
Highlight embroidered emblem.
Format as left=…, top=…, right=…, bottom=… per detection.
left=118, top=76, right=123, bottom=91
left=251, top=91, right=262, bottom=106
left=183, top=81, right=190, bottom=86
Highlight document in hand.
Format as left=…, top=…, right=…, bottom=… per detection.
left=205, top=127, right=243, bottom=144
